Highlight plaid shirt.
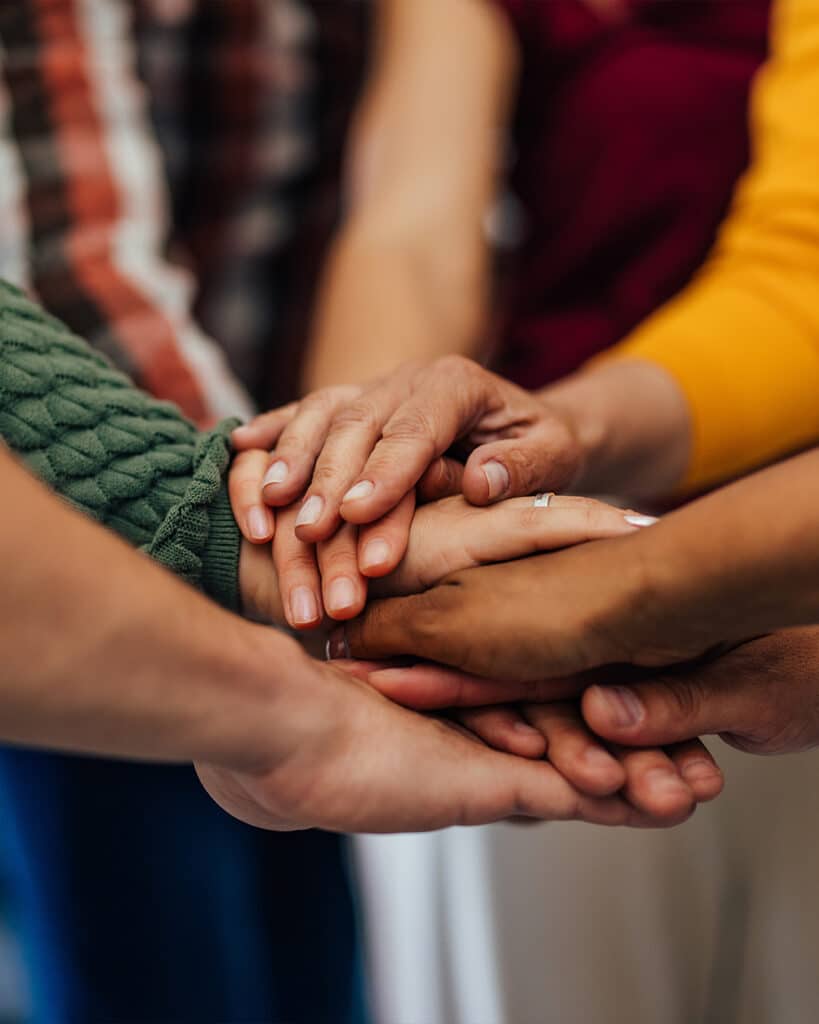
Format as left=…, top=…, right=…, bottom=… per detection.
left=0, top=0, right=353, bottom=425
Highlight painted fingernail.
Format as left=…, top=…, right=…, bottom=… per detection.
left=295, top=495, right=324, bottom=528
left=263, top=460, right=288, bottom=487
left=624, top=514, right=659, bottom=528
left=327, top=576, right=357, bottom=614
left=290, top=586, right=319, bottom=625
left=325, top=627, right=350, bottom=660
left=482, top=460, right=510, bottom=500
left=343, top=480, right=375, bottom=503
left=361, top=538, right=391, bottom=571
left=597, top=685, right=644, bottom=728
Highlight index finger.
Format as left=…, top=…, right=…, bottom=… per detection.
left=339, top=360, right=499, bottom=525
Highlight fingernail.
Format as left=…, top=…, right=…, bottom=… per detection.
left=343, top=480, right=374, bottom=504
left=646, top=767, right=689, bottom=795
left=295, top=495, right=324, bottom=528
left=583, top=747, right=618, bottom=771
left=263, top=460, right=288, bottom=487
left=513, top=720, right=542, bottom=737
left=681, top=759, right=721, bottom=784
left=247, top=507, right=270, bottom=540
left=361, top=538, right=391, bottom=572
left=327, top=576, right=357, bottom=613
left=598, top=685, right=644, bottom=728
left=481, top=460, right=510, bottom=500
left=290, top=586, right=319, bottom=625
left=325, top=627, right=349, bottom=660
left=624, top=514, right=659, bottom=528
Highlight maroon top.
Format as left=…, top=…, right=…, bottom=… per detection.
left=491, top=0, right=771, bottom=389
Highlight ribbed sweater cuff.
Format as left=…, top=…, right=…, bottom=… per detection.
left=201, top=479, right=242, bottom=612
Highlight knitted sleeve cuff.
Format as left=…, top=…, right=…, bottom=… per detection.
left=201, top=481, right=242, bottom=612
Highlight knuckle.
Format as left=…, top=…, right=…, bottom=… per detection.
left=660, top=675, right=704, bottom=721
left=329, top=400, right=381, bottom=435
left=382, top=410, right=439, bottom=458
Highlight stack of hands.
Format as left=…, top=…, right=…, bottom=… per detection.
left=207, top=357, right=819, bottom=834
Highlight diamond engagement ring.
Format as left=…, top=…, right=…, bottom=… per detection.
left=532, top=492, right=555, bottom=508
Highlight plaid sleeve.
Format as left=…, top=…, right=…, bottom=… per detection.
left=0, top=0, right=253, bottom=426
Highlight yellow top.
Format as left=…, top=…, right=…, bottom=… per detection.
left=603, top=0, right=819, bottom=493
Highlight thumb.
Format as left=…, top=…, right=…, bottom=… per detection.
left=461, top=418, right=581, bottom=505
left=581, top=668, right=757, bottom=747
left=327, top=590, right=454, bottom=664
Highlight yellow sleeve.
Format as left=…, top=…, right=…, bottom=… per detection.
left=601, top=0, right=819, bottom=493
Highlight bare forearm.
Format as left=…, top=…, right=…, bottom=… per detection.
left=302, top=221, right=488, bottom=391
left=540, top=360, right=692, bottom=500
left=0, top=451, right=287, bottom=769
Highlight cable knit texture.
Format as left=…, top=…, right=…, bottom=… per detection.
left=0, top=280, right=241, bottom=610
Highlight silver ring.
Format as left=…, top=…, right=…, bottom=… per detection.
left=533, top=492, right=555, bottom=508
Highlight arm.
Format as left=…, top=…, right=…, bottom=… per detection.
left=541, top=0, right=819, bottom=499
left=338, top=444, right=819, bottom=681
left=0, top=6, right=251, bottom=423
left=302, top=0, right=518, bottom=390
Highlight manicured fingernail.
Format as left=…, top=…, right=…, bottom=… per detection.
left=597, top=685, right=644, bottom=728
left=290, top=586, right=318, bottom=625
left=681, top=759, right=721, bottom=784
left=295, top=495, right=324, bottom=528
left=361, top=538, right=391, bottom=571
left=327, top=576, right=357, bottom=614
left=263, top=460, right=288, bottom=486
left=481, top=460, right=510, bottom=500
left=624, top=514, right=659, bottom=528
left=343, top=480, right=374, bottom=503
left=247, top=507, right=270, bottom=540
left=325, top=627, right=349, bottom=660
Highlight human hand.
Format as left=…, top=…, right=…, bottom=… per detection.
left=580, top=627, right=819, bottom=757
left=193, top=639, right=663, bottom=833
left=231, top=357, right=586, bottom=574
left=339, top=660, right=722, bottom=827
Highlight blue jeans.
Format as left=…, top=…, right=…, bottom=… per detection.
left=0, top=750, right=367, bottom=1024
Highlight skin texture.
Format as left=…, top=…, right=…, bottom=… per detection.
left=1, top=447, right=670, bottom=834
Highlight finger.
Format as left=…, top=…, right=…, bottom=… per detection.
left=293, top=385, right=415, bottom=542
left=261, top=387, right=361, bottom=507
left=457, top=494, right=655, bottom=564
left=522, top=702, right=625, bottom=797
left=339, top=358, right=498, bottom=526
left=608, top=743, right=696, bottom=826
left=416, top=457, right=465, bottom=504
left=363, top=663, right=585, bottom=710
left=666, top=739, right=724, bottom=803
left=317, top=523, right=368, bottom=621
left=272, top=504, right=323, bottom=630
left=231, top=404, right=298, bottom=450
left=228, top=449, right=275, bottom=543
left=581, top=669, right=753, bottom=749
left=461, top=416, right=581, bottom=505
left=358, top=491, right=416, bottom=577
left=453, top=706, right=547, bottom=759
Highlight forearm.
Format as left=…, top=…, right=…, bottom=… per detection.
left=540, top=360, right=692, bottom=500
left=0, top=449, right=289, bottom=769
left=626, top=447, right=819, bottom=657
left=302, top=220, right=488, bottom=391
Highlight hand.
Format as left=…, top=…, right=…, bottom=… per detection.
left=231, top=357, right=586, bottom=572
left=340, top=661, right=722, bottom=826
left=194, top=641, right=662, bottom=833
left=581, top=627, right=819, bottom=757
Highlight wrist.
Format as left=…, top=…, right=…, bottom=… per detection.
left=541, top=360, right=692, bottom=500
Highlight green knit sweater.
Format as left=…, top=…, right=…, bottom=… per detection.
left=0, top=280, right=242, bottom=610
